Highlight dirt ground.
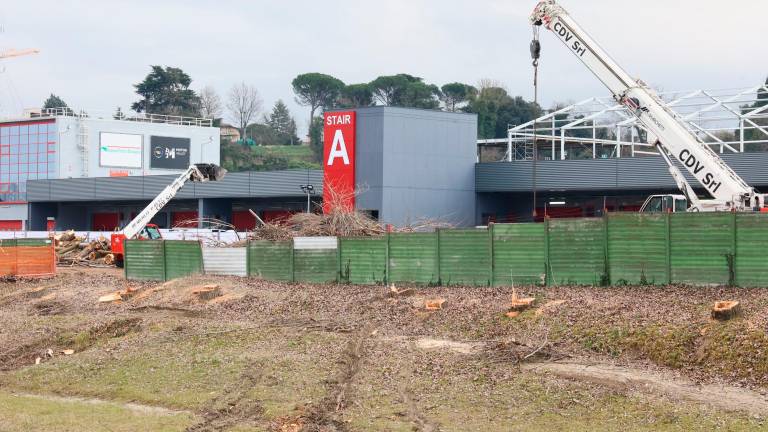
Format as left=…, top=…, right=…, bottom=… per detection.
left=2, top=268, right=768, bottom=431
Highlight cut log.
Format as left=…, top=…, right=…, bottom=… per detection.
left=192, top=284, right=222, bottom=301
left=712, top=301, right=740, bottom=321
left=104, top=253, right=115, bottom=266
left=510, top=297, right=536, bottom=312
left=424, top=298, right=446, bottom=311
left=99, top=292, right=122, bottom=303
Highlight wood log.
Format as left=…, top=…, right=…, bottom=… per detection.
left=104, top=254, right=115, bottom=266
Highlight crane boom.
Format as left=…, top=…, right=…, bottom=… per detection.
left=530, top=0, right=764, bottom=211
left=0, top=48, right=40, bottom=60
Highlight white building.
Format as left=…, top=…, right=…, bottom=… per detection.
left=0, top=109, right=220, bottom=230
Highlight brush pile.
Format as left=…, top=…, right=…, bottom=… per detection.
left=55, top=231, right=115, bottom=266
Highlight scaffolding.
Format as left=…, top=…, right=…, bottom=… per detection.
left=25, top=107, right=214, bottom=127
left=477, top=84, right=768, bottom=162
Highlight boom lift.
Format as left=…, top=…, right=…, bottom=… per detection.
left=529, top=0, right=766, bottom=212
left=110, top=163, right=226, bottom=265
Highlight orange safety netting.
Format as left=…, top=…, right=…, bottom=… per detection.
left=0, top=245, right=56, bottom=277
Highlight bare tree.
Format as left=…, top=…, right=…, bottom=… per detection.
left=199, top=85, right=222, bottom=120
left=226, top=82, right=262, bottom=140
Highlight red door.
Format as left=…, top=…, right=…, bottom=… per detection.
left=232, top=211, right=256, bottom=231
left=172, top=211, right=198, bottom=228
left=92, top=213, right=120, bottom=231
left=46, top=219, right=56, bottom=231
left=262, top=210, right=295, bottom=224
left=0, top=220, right=22, bottom=231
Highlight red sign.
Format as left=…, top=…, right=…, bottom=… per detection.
left=323, top=111, right=356, bottom=213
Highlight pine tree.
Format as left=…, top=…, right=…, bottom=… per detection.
left=266, top=100, right=300, bottom=145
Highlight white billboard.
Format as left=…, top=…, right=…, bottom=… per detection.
left=99, top=133, right=142, bottom=168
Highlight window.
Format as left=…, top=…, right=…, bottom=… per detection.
left=0, top=120, right=56, bottom=202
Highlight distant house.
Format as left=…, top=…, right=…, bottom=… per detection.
left=220, top=123, right=241, bottom=142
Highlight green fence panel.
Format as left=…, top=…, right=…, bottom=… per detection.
left=0, top=239, right=16, bottom=247
left=388, top=232, right=438, bottom=284
left=248, top=240, right=293, bottom=281
left=492, top=223, right=546, bottom=286
left=164, top=240, right=203, bottom=280
left=125, top=240, right=165, bottom=281
left=548, top=218, right=606, bottom=286
left=670, top=212, right=734, bottom=285
left=735, top=213, right=768, bottom=287
left=438, top=229, right=491, bottom=286
left=15, top=239, right=52, bottom=246
left=294, top=249, right=338, bottom=283
left=339, top=237, right=387, bottom=284
left=607, top=213, right=669, bottom=285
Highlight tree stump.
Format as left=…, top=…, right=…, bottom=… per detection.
left=711, top=301, right=740, bottom=321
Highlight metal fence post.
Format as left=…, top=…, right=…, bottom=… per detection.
left=732, top=212, right=738, bottom=287
left=489, top=223, right=495, bottom=287
left=290, top=238, right=295, bottom=283
left=544, top=217, right=551, bottom=286
left=603, top=213, right=610, bottom=285
left=435, top=229, right=442, bottom=285
left=385, top=232, right=390, bottom=285
left=665, top=212, right=672, bottom=285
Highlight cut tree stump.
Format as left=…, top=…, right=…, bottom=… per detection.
left=711, top=301, right=741, bottom=321
left=424, top=298, right=446, bottom=311
left=510, top=297, right=536, bottom=312
left=193, top=285, right=222, bottom=301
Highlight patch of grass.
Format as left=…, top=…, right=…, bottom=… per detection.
left=0, top=323, right=343, bottom=421
left=569, top=319, right=768, bottom=380
left=347, top=343, right=768, bottom=431
left=0, top=390, right=193, bottom=432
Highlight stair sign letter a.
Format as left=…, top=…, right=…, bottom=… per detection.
left=327, top=129, right=350, bottom=165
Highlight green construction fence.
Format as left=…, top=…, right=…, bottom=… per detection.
left=124, top=240, right=203, bottom=281
left=124, top=213, right=768, bottom=287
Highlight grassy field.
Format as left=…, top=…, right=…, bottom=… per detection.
left=1, top=271, right=767, bottom=431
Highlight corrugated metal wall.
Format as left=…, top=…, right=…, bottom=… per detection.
left=388, top=232, right=438, bottom=284
left=548, top=218, right=607, bottom=286
left=125, top=240, right=166, bottom=281
left=492, top=223, right=546, bottom=286
left=339, top=237, right=386, bottom=284
left=293, top=237, right=338, bottom=283
left=607, top=213, right=669, bottom=285
left=120, top=213, right=768, bottom=287
left=248, top=240, right=293, bottom=281
left=670, top=213, right=733, bottom=285
left=202, top=248, right=247, bottom=277
left=438, top=229, right=491, bottom=286
left=735, top=213, right=768, bottom=287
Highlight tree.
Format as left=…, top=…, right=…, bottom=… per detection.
left=440, top=83, right=477, bottom=112
left=42, top=94, right=68, bottom=111
left=131, top=66, right=201, bottom=117
left=226, top=82, right=262, bottom=143
left=338, top=83, right=374, bottom=108
left=741, top=76, right=768, bottom=150
left=369, top=74, right=440, bottom=109
left=308, top=116, right=324, bottom=162
left=265, top=100, right=299, bottom=145
left=292, top=73, right=345, bottom=142
left=199, top=85, right=222, bottom=119
left=464, top=86, right=543, bottom=139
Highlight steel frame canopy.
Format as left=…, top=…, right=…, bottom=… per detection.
left=484, top=84, right=768, bottom=162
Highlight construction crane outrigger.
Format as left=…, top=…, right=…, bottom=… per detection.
left=529, top=0, right=766, bottom=213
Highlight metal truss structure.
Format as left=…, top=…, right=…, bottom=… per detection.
left=477, top=84, right=768, bottom=162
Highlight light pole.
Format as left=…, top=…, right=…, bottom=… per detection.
left=300, top=184, right=315, bottom=213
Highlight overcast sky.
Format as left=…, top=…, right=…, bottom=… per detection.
left=1, top=0, right=766, bottom=135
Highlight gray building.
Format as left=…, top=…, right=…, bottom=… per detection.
left=340, top=106, right=478, bottom=227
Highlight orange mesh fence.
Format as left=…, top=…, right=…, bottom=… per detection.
left=0, top=244, right=56, bottom=278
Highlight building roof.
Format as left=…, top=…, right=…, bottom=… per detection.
left=27, top=169, right=323, bottom=202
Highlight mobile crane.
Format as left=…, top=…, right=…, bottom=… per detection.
left=529, top=0, right=766, bottom=212
left=110, top=163, right=226, bottom=265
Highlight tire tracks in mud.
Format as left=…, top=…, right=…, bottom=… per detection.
left=185, top=366, right=264, bottom=432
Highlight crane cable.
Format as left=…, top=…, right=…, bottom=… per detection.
left=530, top=26, right=541, bottom=220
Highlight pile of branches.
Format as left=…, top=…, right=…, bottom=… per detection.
left=55, top=231, right=115, bottom=267
left=250, top=187, right=452, bottom=241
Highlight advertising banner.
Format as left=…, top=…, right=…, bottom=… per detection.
left=100, top=133, right=142, bottom=168
left=150, top=136, right=190, bottom=169
left=322, top=111, right=355, bottom=213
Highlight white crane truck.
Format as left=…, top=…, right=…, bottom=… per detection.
left=110, top=163, right=226, bottom=266
left=529, top=0, right=766, bottom=213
